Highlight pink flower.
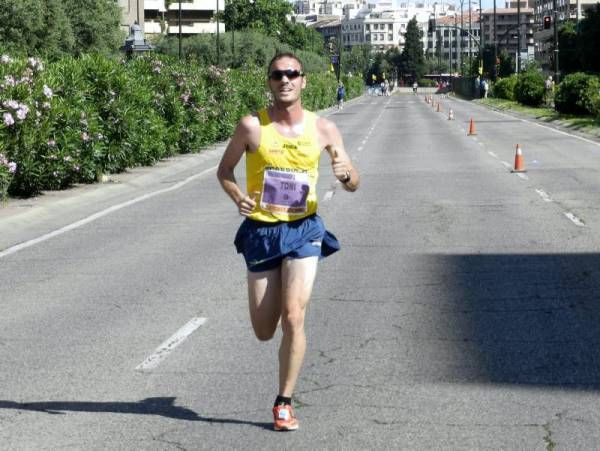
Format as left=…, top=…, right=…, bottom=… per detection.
left=81, top=132, right=90, bottom=142
left=3, top=112, right=14, bottom=126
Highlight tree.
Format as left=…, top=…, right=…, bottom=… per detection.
left=558, top=21, right=581, bottom=75
left=497, top=49, right=514, bottom=78
left=344, top=44, right=372, bottom=78
left=577, top=3, right=600, bottom=74
left=0, top=0, right=73, bottom=58
left=281, top=21, right=324, bottom=55
left=0, top=0, right=123, bottom=58
left=401, top=17, right=425, bottom=81
left=63, top=0, right=123, bottom=56
left=223, top=0, right=293, bottom=38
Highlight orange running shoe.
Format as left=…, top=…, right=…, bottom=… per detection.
left=273, top=404, right=299, bottom=431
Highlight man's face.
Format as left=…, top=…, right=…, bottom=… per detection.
left=267, top=57, right=306, bottom=104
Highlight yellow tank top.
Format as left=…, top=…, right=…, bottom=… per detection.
left=246, top=109, right=321, bottom=223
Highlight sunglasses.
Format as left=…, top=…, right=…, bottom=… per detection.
left=268, top=69, right=304, bottom=81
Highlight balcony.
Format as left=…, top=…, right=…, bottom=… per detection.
left=145, top=0, right=166, bottom=11
left=167, top=21, right=221, bottom=34
left=166, top=0, right=223, bottom=11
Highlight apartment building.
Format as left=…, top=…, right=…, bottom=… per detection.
left=340, top=2, right=455, bottom=53
left=144, top=0, right=223, bottom=36
left=481, top=8, right=535, bottom=67
left=430, top=13, right=481, bottom=73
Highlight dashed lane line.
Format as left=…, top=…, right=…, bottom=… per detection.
left=136, top=317, right=207, bottom=371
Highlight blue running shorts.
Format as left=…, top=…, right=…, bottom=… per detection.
left=234, top=214, right=340, bottom=272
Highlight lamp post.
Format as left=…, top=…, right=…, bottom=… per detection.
left=493, top=0, right=497, bottom=80
left=460, top=0, right=464, bottom=75
left=178, top=1, right=182, bottom=59
left=517, top=0, right=521, bottom=73
left=468, top=0, right=472, bottom=73
left=231, top=1, right=235, bottom=66
left=216, top=0, right=220, bottom=65
left=553, top=0, right=559, bottom=82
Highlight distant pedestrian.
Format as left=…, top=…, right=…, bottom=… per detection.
left=545, top=75, right=554, bottom=107
left=336, top=82, right=345, bottom=109
left=482, top=79, right=489, bottom=98
left=412, top=81, right=418, bottom=95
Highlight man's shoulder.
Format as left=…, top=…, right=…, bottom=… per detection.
left=239, top=111, right=261, bottom=130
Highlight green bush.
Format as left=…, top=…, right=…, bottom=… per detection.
left=1, top=52, right=360, bottom=198
left=554, top=72, right=600, bottom=115
left=514, top=70, right=545, bottom=106
left=417, top=78, right=436, bottom=87
left=492, top=75, right=518, bottom=100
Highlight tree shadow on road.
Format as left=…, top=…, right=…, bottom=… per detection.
left=429, top=253, right=600, bottom=388
left=0, top=397, right=272, bottom=430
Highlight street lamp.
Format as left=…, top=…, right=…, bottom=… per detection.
left=122, top=21, right=154, bottom=58
left=517, top=0, right=521, bottom=73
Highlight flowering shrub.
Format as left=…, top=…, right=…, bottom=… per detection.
left=0, top=152, right=17, bottom=201
left=0, top=52, right=363, bottom=199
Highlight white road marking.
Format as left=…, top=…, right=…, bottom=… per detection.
left=564, top=212, right=585, bottom=227
left=0, top=166, right=217, bottom=259
left=535, top=188, right=553, bottom=202
left=488, top=151, right=498, bottom=158
left=136, top=317, right=207, bottom=371
left=323, top=190, right=334, bottom=202
left=501, top=161, right=512, bottom=169
left=516, top=172, right=529, bottom=180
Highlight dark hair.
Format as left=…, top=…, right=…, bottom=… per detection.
left=267, top=52, right=304, bottom=76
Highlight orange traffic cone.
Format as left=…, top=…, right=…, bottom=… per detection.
left=511, top=144, right=527, bottom=172
left=436, top=102, right=442, bottom=112
left=448, top=108, right=454, bottom=120
left=467, top=117, right=477, bottom=135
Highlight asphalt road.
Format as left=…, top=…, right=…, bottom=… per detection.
left=2, top=92, right=600, bottom=450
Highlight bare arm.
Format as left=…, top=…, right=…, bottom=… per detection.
left=317, top=116, right=360, bottom=192
left=216, top=114, right=260, bottom=216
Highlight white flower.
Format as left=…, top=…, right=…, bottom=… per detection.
left=0, top=54, right=12, bottom=64
left=43, top=84, right=53, bottom=98
left=7, top=162, right=17, bottom=174
left=3, top=112, right=14, bottom=126
left=16, top=106, right=29, bottom=121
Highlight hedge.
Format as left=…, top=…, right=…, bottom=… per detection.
left=0, top=53, right=363, bottom=199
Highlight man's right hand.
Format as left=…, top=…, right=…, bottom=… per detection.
left=237, top=193, right=258, bottom=217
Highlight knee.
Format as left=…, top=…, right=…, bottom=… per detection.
left=254, top=327, right=276, bottom=341
left=281, top=310, right=305, bottom=334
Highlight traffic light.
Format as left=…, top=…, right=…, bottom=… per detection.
left=543, top=16, right=551, bottom=29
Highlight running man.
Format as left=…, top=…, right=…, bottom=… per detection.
left=217, top=52, right=360, bottom=431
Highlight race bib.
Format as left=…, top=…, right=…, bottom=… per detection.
left=261, top=169, right=310, bottom=214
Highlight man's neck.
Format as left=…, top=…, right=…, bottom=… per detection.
left=269, top=102, right=303, bottom=126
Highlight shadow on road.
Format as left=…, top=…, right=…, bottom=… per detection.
left=0, top=397, right=272, bottom=429
left=432, top=253, right=600, bottom=387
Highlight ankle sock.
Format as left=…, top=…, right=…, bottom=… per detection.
left=274, top=395, right=292, bottom=407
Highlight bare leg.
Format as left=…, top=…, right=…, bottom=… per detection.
left=278, top=256, right=318, bottom=397
left=247, top=267, right=282, bottom=341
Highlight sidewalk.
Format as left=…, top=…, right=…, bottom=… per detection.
left=0, top=144, right=226, bottom=253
